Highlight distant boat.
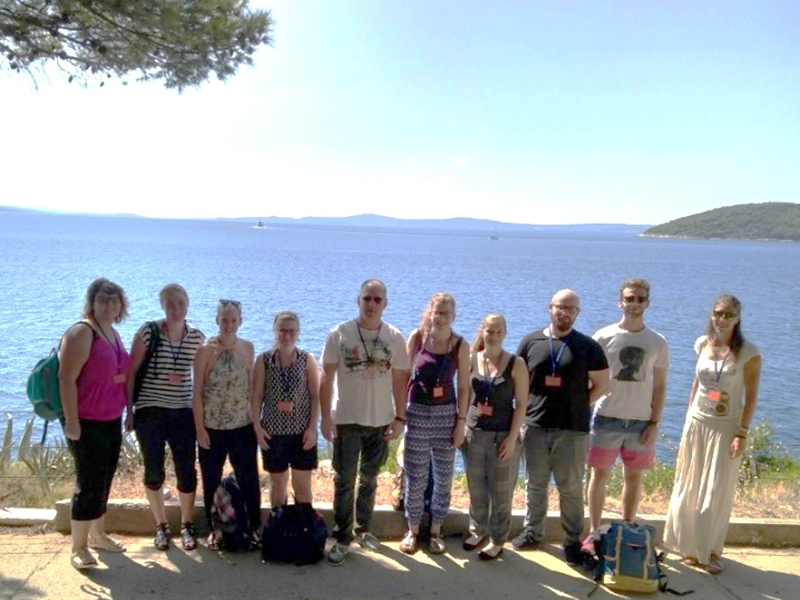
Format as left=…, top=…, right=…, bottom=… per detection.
left=255, top=220, right=265, bottom=228
left=490, top=229, right=499, bottom=241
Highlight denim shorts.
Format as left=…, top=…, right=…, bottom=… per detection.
left=587, top=414, right=655, bottom=470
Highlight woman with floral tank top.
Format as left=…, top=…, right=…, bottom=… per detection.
left=193, top=299, right=260, bottom=550
left=251, top=311, right=321, bottom=507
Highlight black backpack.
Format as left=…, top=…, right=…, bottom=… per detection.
left=211, top=473, right=253, bottom=552
left=261, top=503, right=328, bottom=565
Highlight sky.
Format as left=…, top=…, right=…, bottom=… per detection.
left=2, top=1, right=799, bottom=225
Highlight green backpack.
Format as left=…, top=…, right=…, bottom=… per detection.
left=27, top=322, right=94, bottom=421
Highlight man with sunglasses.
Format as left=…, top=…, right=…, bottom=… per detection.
left=513, top=289, right=609, bottom=565
left=320, top=279, right=410, bottom=565
left=583, top=278, right=669, bottom=554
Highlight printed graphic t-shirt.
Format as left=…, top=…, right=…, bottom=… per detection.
left=322, top=319, right=409, bottom=427
left=592, top=324, right=670, bottom=421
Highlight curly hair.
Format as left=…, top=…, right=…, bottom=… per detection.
left=82, top=278, right=129, bottom=323
left=417, top=292, right=456, bottom=347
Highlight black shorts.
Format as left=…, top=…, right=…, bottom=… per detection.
left=262, top=434, right=318, bottom=473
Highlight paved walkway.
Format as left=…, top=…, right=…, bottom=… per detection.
left=0, top=531, right=798, bottom=600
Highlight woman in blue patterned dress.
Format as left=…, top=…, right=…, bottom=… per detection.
left=251, top=311, right=321, bottom=507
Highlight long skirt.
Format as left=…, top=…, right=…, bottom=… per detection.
left=663, top=414, right=741, bottom=563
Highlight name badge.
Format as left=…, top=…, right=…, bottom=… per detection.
left=707, top=389, right=721, bottom=402
left=168, top=373, right=182, bottom=385
left=478, top=402, right=494, bottom=417
left=361, top=369, right=376, bottom=380
left=545, top=375, right=562, bottom=388
left=278, top=400, right=294, bottom=413
left=113, top=373, right=127, bottom=385
left=432, top=386, right=444, bottom=399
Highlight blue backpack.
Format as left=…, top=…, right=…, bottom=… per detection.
left=211, top=473, right=254, bottom=552
left=587, top=520, right=692, bottom=596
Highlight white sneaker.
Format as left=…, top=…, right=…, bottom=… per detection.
left=354, top=531, right=382, bottom=552
left=328, top=542, right=350, bottom=565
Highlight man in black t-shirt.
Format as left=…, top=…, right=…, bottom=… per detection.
left=512, top=289, right=609, bottom=565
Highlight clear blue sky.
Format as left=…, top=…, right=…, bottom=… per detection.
left=3, top=0, right=799, bottom=224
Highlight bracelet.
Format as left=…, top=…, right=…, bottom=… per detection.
left=736, top=434, right=747, bottom=440
left=457, top=416, right=467, bottom=421
left=394, top=416, right=407, bottom=424
left=740, top=424, right=750, bottom=429
left=648, top=420, right=659, bottom=426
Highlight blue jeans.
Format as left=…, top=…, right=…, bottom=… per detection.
left=520, top=426, right=589, bottom=546
left=332, top=424, right=388, bottom=544
left=462, top=429, right=520, bottom=543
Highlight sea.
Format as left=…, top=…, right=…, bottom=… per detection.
left=1, top=212, right=798, bottom=462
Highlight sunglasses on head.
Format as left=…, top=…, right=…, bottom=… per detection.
left=219, top=298, right=241, bottom=308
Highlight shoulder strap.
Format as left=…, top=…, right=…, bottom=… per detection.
left=503, top=353, right=516, bottom=377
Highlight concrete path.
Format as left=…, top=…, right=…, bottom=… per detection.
left=0, top=531, right=798, bottom=600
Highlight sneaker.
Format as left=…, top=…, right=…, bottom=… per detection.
left=354, top=531, right=382, bottom=552
left=180, top=522, right=197, bottom=551
left=564, top=542, right=582, bottom=566
left=154, top=523, right=171, bottom=551
left=328, top=542, right=350, bottom=565
left=511, top=529, right=540, bottom=550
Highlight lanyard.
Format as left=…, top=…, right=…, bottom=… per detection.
left=481, top=352, right=501, bottom=401
left=547, top=330, right=566, bottom=374
left=94, top=320, right=122, bottom=370
left=164, top=323, right=187, bottom=369
left=711, top=346, right=729, bottom=388
left=275, top=349, right=295, bottom=397
left=357, top=322, right=382, bottom=364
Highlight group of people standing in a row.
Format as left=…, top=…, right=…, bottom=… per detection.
left=59, top=277, right=760, bottom=578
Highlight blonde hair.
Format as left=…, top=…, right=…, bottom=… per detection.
left=159, top=283, right=189, bottom=309
left=471, top=313, right=507, bottom=353
left=417, top=292, right=456, bottom=347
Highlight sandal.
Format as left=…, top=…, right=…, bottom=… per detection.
left=207, top=531, right=220, bottom=551
left=478, top=541, right=504, bottom=561
left=462, top=533, right=485, bottom=552
left=180, top=522, right=197, bottom=551
left=89, top=534, right=126, bottom=553
left=399, top=531, right=418, bottom=554
left=70, top=548, right=98, bottom=570
left=429, top=535, right=446, bottom=555
left=682, top=557, right=700, bottom=567
left=705, top=555, right=723, bottom=575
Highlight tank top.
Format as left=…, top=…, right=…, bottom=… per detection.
left=261, top=348, right=312, bottom=436
left=466, top=352, right=516, bottom=431
left=76, top=324, right=131, bottom=421
left=202, top=344, right=252, bottom=430
left=407, top=336, right=463, bottom=406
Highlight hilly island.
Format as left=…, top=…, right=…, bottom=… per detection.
left=643, top=202, right=800, bottom=241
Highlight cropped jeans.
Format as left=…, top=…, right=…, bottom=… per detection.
left=462, top=429, right=520, bottom=543
left=520, top=426, right=589, bottom=546
left=332, top=424, right=388, bottom=544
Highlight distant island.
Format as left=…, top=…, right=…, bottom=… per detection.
left=643, top=202, right=800, bottom=241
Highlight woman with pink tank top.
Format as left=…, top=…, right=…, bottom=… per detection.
left=59, top=278, right=132, bottom=570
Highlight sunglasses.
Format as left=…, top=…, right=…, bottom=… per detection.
left=219, top=298, right=242, bottom=308
left=713, top=310, right=738, bottom=320
left=361, top=296, right=385, bottom=304
left=623, top=295, right=649, bottom=304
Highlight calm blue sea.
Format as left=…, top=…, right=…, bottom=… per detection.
left=1, top=212, right=798, bottom=461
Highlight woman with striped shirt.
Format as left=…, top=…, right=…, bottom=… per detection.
left=128, top=284, right=205, bottom=551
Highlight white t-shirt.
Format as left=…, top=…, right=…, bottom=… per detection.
left=690, top=336, right=760, bottom=423
left=592, top=323, right=670, bottom=421
left=322, top=319, right=410, bottom=427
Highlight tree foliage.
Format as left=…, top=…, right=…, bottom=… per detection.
left=0, top=0, right=273, bottom=90
left=643, top=202, right=800, bottom=242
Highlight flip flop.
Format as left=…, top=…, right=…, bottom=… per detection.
left=705, top=555, right=723, bottom=575
left=429, top=535, right=446, bottom=555
left=70, top=548, right=98, bottom=570
left=89, top=534, right=126, bottom=553
left=682, top=557, right=700, bottom=567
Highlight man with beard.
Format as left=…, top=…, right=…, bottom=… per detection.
left=512, top=289, right=609, bottom=565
